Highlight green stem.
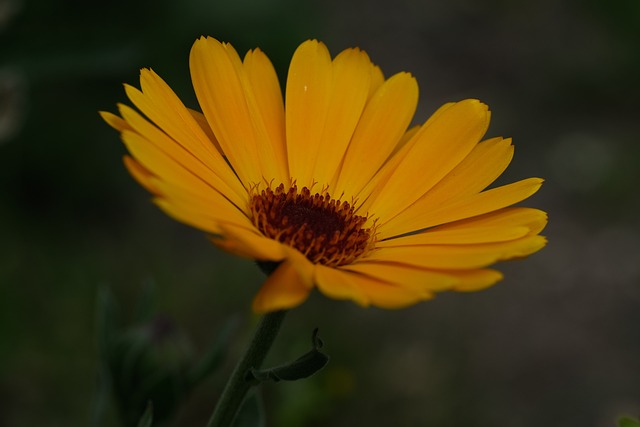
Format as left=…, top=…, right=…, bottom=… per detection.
left=207, top=310, right=287, bottom=427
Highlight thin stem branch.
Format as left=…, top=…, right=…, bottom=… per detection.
left=207, top=310, right=287, bottom=427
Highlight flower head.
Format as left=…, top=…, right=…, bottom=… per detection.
left=101, top=37, right=547, bottom=313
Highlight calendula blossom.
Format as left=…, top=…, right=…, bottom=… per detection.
left=101, top=37, right=547, bottom=313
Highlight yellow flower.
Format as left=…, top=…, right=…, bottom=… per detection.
left=101, top=37, right=547, bottom=313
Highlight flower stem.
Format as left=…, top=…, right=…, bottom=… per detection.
left=207, top=310, right=287, bottom=427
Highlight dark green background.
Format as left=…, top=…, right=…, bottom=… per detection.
left=2, top=0, right=640, bottom=425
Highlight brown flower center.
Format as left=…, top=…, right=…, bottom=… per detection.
left=250, top=183, right=376, bottom=267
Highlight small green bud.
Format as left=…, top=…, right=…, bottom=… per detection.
left=108, top=315, right=194, bottom=426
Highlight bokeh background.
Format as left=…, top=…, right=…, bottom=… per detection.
left=2, top=0, right=639, bottom=425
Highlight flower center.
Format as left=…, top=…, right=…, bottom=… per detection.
left=250, top=183, right=376, bottom=267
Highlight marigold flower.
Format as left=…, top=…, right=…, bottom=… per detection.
left=101, top=37, right=547, bottom=313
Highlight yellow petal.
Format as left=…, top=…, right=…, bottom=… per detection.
left=445, top=268, right=504, bottom=292
left=344, top=271, right=433, bottom=309
left=356, top=102, right=455, bottom=210
left=252, top=254, right=314, bottom=313
left=120, top=129, right=221, bottom=200
left=364, top=99, right=490, bottom=220
left=380, top=177, right=544, bottom=238
left=121, top=131, right=252, bottom=234
left=154, top=198, right=222, bottom=235
left=426, top=207, right=548, bottom=237
left=367, top=65, right=385, bottom=100
left=314, top=264, right=370, bottom=306
left=379, top=137, right=514, bottom=237
left=334, top=72, right=418, bottom=198
left=342, top=261, right=457, bottom=292
left=134, top=69, right=223, bottom=163
left=122, top=155, right=160, bottom=195
left=119, top=129, right=249, bottom=228
left=242, top=48, right=288, bottom=180
left=190, top=37, right=285, bottom=185
left=365, top=235, right=547, bottom=269
left=378, top=226, right=530, bottom=246
left=313, top=47, right=373, bottom=189
left=419, top=136, right=513, bottom=205
left=390, top=124, right=421, bottom=158
left=100, top=111, right=132, bottom=132
left=123, top=141, right=253, bottom=232
left=285, top=40, right=333, bottom=188
left=124, top=70, right=244, bottom=200
left=211, top=223, right=287, bottom=261
left=152, top=179, right=254, bottom=230
left=187, top=108, right=224, bottom=155
left=118, top=103, right=248, bottom=210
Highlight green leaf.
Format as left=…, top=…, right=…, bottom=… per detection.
left=619, top=416, right=640, bottom=427
left=232, top=392, right=265, bottom=427
left=136, top=401, right=154, bottom=427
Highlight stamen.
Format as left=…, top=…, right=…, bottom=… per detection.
left=250, top=183, right=376, bottom=267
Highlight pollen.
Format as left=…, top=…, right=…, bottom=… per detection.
left=250, top=183, right=376, bottom=267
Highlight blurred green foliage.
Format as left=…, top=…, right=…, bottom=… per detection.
left=619, top=416, right=640, bottom=427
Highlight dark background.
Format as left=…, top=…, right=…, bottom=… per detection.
left=2, top=0, right=639, bottom=425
